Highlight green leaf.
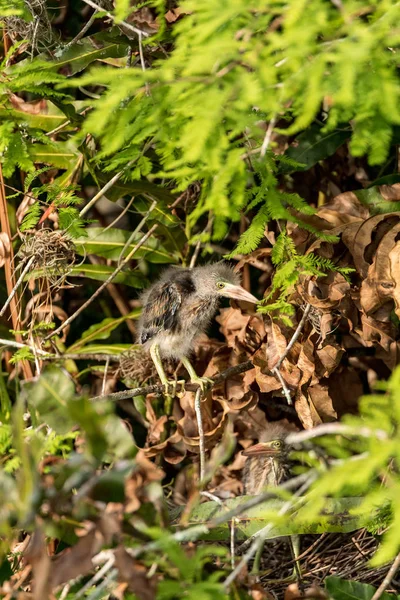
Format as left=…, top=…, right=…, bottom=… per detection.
left=0, top=106, right=66, bottom=132
left=53, top=32, right=130, bottom=76
left=24, top=367, right=75, bottom=434
left=28, top=143, right=77, bottom=169
left=169, top=497, right=366, bottom=542
left=280, top=123, right=351, bottom=174
left=325, top=576, right=398, bottom=600
left=75, top=227, right=178, bottom=263
left=67, top=264, right=147, bottom=287
left=67, top=310, right=140, bottom=352
left=0, top=368, right=11, bottom=423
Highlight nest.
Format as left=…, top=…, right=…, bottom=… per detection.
left=5, top=0, right=55, bottom=54
left=118, top=347, right=157, bottom=386
left=18, top=229, right=76, bottom=287
left=257, top=529, right=399, bottom=597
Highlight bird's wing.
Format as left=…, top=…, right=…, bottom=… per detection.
left=139, top=281, right=183, bottom=344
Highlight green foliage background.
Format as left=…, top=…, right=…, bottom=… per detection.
left=1, top=0, right=400, bottom=598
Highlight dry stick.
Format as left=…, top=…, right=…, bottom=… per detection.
left=78, top=168, right=129, bottom=218
left=223, top=473, right=316, bottom=589
left=0, top=256, right=35, bottom=318
left=260, top=115, right=277, bottom=157
left=0, top=338, right=121, bottom=362
left=118, top=200, right=157, bottom=266
left=272, top=303, right=312, bottom=405
left=371, top=551, right=400, bottom=600
left=90, top=359, right=254, bottom=402
left=74, top=554, right=116, bottom=600
left=194, top=387, right=205, bottom=483
left=0, top=165, right=32, bottom=379
left=101, top=356, right=110, bottom=396
left=286, top=423, right=388, bottom=444
left=64, top=9, right=98, bottom=48
left=45, top=223, right=158, bottom=341
left=81, top=0, right=149, bottom=37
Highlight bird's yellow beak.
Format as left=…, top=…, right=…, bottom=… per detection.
left=243, top=442, right=280, bottom=457
left=222, top=283, right=258, bottom=304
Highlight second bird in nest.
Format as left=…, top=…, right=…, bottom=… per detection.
left=242, top=423, right=292, bottom=495
left=137, top=262, right=258, bottom=392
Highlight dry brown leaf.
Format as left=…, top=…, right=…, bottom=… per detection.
left=316, top=342, right=344, bottom=377
left=125, top=449, right=165, bottom=512
left=49, top=527, right=104, bottom=588
left=308, top=383, right=337, bottom=422
left=0, top=232, right=11, bottom=268
left=114, top=547, right=156, bottom=600
left=143, top=429, right=186, bottom=464
left=24, top=531, right=51, bottom=600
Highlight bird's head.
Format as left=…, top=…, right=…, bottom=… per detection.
left=192, top=262, right=258, bottom=304
left=243, top=423, right=290, bottom=460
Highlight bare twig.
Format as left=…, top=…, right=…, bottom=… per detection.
left=0, top=337, right=50, bottom=356
left=45, top=223, right=158, bottom=340
left=75, top=553, right=115, bottom=600
left=118, top=200, right=156, bottom=266
left=81, top=0, right=150, bottom=38
left=90, top=359, right=254, bottom=402
left=64, top=9, right=98, bottom=48
left=276, top=304, right=311, bottom=370
left=0, top=256, right=35, bottom=318
left=260, top=115, right=277, bottom=157
left=79, top=168, right=130, bottom=218
left=230, top=517, right=238, bottom=570
left=272, top=365, right=293, bottom=406
left=0, top=164, right=32, bottom=379
left=271, top=303, right=312, bottom=405
left=195, top=387, right=205, bottom=483
left=286, top=423, right=388, bottom=444
left=101, top=356, right=110, bottom=396
left=371, top=551, right=400, bottom=600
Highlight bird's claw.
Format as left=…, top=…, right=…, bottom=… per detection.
left=162, top=379, right=185, bottom=397
left=192, top=376, right=213, bottom=393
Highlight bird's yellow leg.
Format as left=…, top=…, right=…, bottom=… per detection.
left=150, top=343, right=184, bottom=401
left=181, top=357, right=213, bottom=393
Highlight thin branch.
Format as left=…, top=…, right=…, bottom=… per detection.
left=90, top=359, right=254, bottom=402
left=0, top=337, right=50, bottom=356
left=101, top=356, right=110, bottom=396
left=286, top=423, right=388, bottom=444
left=79, top=168, right=130, bottom=218
left=195, top=387, right=206, bottom=484
left=81, top=0, right=150, bottom=38
left=271, top=303, right=312, bottom=406
left=371, top=551, right=400, bottom=600
left=260, top=115, right=277, bottom=158
left=45, top=223, right=158, bottom=340
left=276, top=303, right=311, bottom=370
left=272, top=365, right=293, bottom=406
left=64, top=9, right=98, bottom=48
left=75, top=554, right=115, bottom=600
left=0, top=256, right=35, bottom=318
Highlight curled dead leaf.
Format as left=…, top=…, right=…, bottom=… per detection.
left=0, top=232, right=11, bottom=268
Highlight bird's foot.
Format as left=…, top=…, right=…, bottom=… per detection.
left=162, top=379, right=185, bottom=397
left=191, top=376, right=214, bottom=394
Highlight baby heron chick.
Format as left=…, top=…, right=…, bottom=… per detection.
left=243, top=423, right=291, bottom=495
left=138, top=262, right=258, bottom=392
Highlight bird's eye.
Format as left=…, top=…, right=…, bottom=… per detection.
left=273, top=440, right=282, bottom=448
left=216, top=282, right=226, bottom=289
